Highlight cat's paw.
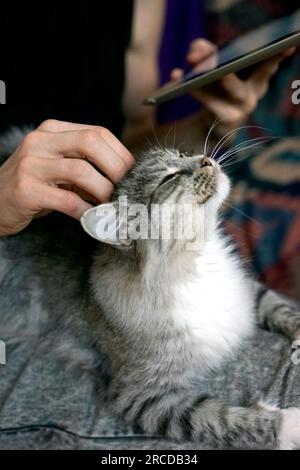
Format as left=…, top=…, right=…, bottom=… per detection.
left=279, top=408, right=300, bottom=450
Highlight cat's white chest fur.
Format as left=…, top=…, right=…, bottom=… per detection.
left=171, top=238, right=255, bottom=367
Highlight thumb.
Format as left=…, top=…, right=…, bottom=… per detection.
left=187, top=38, right=217, bottom=66
left=170, top=68, right=184, bottom=82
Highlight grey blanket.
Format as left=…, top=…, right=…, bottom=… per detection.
left=0, top=214, right=299, bottom=450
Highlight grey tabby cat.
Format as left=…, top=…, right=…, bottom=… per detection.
left=80, top=147, right=300, bottom=450
left=1, top=134, right=300, bottom=449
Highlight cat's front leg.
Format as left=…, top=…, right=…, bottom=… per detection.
left=253, top=281, right=300, bottom=343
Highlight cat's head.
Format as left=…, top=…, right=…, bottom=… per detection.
left=81, top=147, right=230, bottom=251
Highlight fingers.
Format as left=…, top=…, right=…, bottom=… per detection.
left=37, top=119, right=83, bottom=132
left=193, top=87, right=245, bottom=124
left=249, top=56, right=284, bottom=97
left=282, top=46, right=296, bottom=58
left=37, top=119, right=135, bottom=168
left=35, top=183, right=92, bottom=219
left=192, top=47, right=296, bottom=125
left=170, top=68, right=184, bottom=82
left=35, top=157, right=115, bottom=203
left=219, top=73, right=247, bottom=101
left=187, top=38, right=217, bottom=65
left=11, top=172, right=92, bottom=221
left=170, top=39, right=218, bottom=82
left=0, top=120, right=134, bottom=234
left=249, top=49, right=296, bottom=98
left=20, top=129, right=132, bottom=185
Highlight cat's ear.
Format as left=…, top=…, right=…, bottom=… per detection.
left=80, top=203, right=132, bottom=248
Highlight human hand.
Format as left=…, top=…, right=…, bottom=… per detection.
left=171, top=38, right=295, bottom=128
left=0, top=120, right=134, bottom=237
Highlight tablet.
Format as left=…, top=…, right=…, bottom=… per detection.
left=145, top=10, right=300, bottom=105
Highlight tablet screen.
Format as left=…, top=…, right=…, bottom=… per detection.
left=182, top=9, right=300, bottom=83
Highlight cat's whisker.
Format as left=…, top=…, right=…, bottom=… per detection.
left=211, top=125, right=268, bottom=161
left=222, top=135, right=275, bottom=156
left=203, top=118, right=222, bottom=157
left=222, top=200, right=262, bottom=227
left=217, top=140, right=267, bottom=167
left=173, top=124, right=177, bottom=149
left=177, top=141, right=187, bottom=151
left=144, top=136, right=153, bottom=149
left=217, top=136, right=272, bottom=164
left=151, top=125, right=163, bottom=151
left=217, top=137, right=275, bottom=167
left=200, top=185, right=261, bottom=227
left=220, top=155, right=250, bottom=172
left=221, top=140, right=275, bottom=168
left=212, top=128, right=247, bottom=161
left=164, top=126, right=174, bottom=148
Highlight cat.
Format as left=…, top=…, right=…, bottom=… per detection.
left=80, top=146, right=300, bottom=450
left=1, top=131, right=300, bottom=449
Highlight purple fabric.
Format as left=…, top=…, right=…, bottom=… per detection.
left=158, top=0, right=205, bottom=124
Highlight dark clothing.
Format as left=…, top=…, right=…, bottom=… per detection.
left=0, top=2, right=133, bottom=136
left=158, top=0, right=205, bottom=123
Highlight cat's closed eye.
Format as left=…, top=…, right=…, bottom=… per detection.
left=158, top=172, right=180, bottom=188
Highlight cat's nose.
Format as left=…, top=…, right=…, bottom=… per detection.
left=201, top=156, right=213, bottom=168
